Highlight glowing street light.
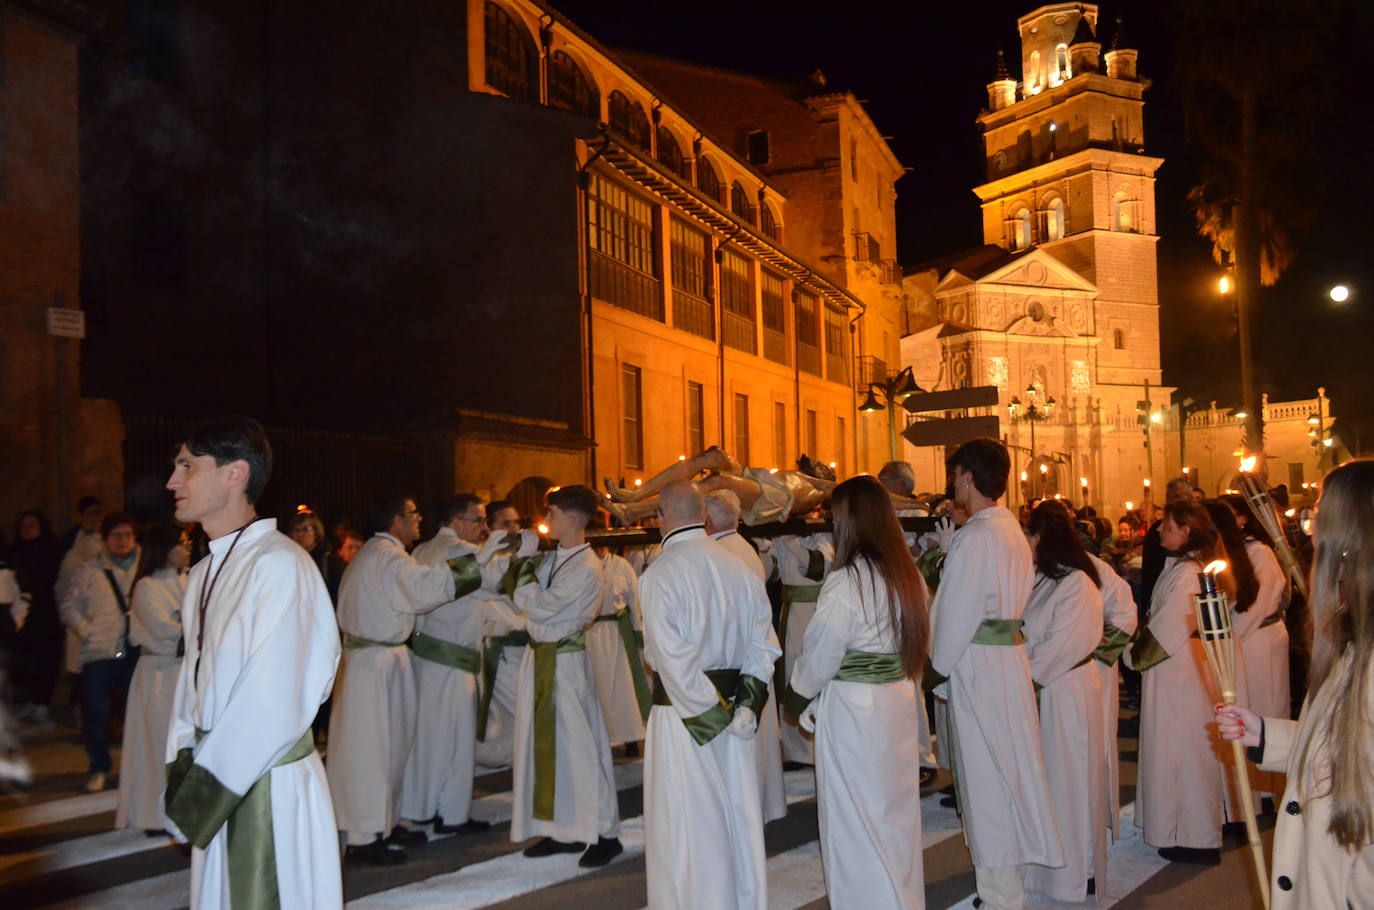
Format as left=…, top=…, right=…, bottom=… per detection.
left=1218, top=275, right=1232, bottom=295
left=1330, top=284, right=1351, bottom=303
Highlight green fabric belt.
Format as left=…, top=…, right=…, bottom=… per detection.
left=778, top=583, right=823, bottom=667
left=1259, top=609, right=1286, bottom=628
left=1130, top=624, right=1171, bottom=671
left=409, top=632, right=481, bottom=674
left=476, top=631, right=531, bottom=742
left=783, top=650, right=906, bottom=718
left=652, top=668, right=770, bottom=746
left=1092, top=623, right=1135, bottom=666
left=342, top=632, right=407, bottom=650
left=165, top=728, right=315, bottom=910
left=531, top=631, right=586, bottom=821
left=971, top=618, right=1026, bottom=645
left=502, top=553, right=547, bottom=598
left=916, top=546, right=947, bottom=594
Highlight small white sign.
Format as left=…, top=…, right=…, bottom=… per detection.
left=46, top=308, right=86, bottom=339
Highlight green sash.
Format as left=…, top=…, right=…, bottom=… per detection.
left=477, top=631, right=529, bottom=741
left=342, top=632, right=407, bottom=650
left=651, top=668, right=770, bottom=746
left=1092, top=623, right=1135, bottom=666
left=531, top=631, right=586, bottom=821
left=779, top=583, right=823, bottom=660
left=784, top=650, right=906, bottom=718
left=1130, top=625, right=1171, bottom=671
left=165, top=728, right=315, bottom=910
left=592, top=610, right=653, bottom=721
left=920, top=619, right=1025, bottom=690
left=409, top=632, right=481, bottom=674
left=1259, top=609, right=1286, bottom=628
left=502, top=553, right=547, bottom=598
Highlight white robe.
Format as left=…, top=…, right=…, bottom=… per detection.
left=473, top=592, right=526, bottom=769
left=711, top=529, right=787, bottom=823
left=1087, top=553, right=1138, bottom=839
left=399, top=528, right=486, bottom=824
left=482, top=543, right=619, bottom=844
left=328, top=533, right=454, bottom=843
left=930, top=506, right=1062, bottom=870
left=789, top=560, right=924, bottom=910
left=1022, top=569, right=1108, bottom=902
left=164, top=518, right=341, bottom=909
left=1236, top=539, right=1290, bottom=797
left=117, top=568, right=186, bottom=831
left=776, top=533, right=833, bottom=765
left=641, top=525, right=780, bottom=910
left=586, top=552, right=646, bottom=746
left=1127, top=555, right=1226, bottom=849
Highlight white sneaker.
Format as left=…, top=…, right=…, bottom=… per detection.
left=84, top=771, right=107, bottom=792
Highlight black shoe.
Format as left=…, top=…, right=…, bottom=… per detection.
left=578, top=836, right=624, bottom=868
left=973, top=899, right=983, bottom=909
left=387, top=825, right=427, bottom=847
left=143, top=828, right=169, bottom=837
left=623, top=741, right=640, bottom=758
left=1087, top=877, right=1096, bottom=895
left=1158, top=846, right=1222, bottom=865
left=522, top=837, right=585, bottom=857
left=435, top=816, right=492, bottom=835
left=1222, top=820, right=1248, bottom=841
left=939, top=795, right=957, bottom=808
left=346, top=838, right=407, bottom=867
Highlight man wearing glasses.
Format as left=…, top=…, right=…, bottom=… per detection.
left=328, top=494, right=466, bottom=866
left=399, top=496, right=496, bottom=838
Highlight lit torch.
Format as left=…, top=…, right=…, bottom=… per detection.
left=1236, top=461, right=1308, bottom=598
left=1192, top=561, right=1269, bottom=909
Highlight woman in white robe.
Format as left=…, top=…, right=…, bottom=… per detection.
left=1087, top=552, right=1137, bottom=839
left=586, top=550, right=648, bottom=746
left=786, top=476, right=930, bottom=910
left=776, top=533, right=833, bottom=765
left=116, top=525, right=190, bottom=832
left=1022, top=502, right=1108, bottom=902
left=1126, top=501, right=1232, bottom=863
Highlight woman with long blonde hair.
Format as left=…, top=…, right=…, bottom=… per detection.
left=1219, top=458, right=1374, bottom=907
left=784, top=474, right=930, bottom=909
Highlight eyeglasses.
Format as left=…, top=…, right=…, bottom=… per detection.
left=400, top=509, right=421, bottom=519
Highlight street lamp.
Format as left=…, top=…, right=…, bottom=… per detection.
left=1008, top=384, right=1055, bottom=493
left=1330, top=284, right=1351, bottom=304
left=858, top=365, right=925, bottom=462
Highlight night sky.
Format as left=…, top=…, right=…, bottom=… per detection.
left=555, top=0, right=1374, bottom=448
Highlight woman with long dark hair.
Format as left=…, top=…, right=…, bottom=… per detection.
left=1126, top=500, right=1234, bottom=865
left=784, top=475, right=930, bottom=909
left=116, top=522, right=189, bottom=832
left=1022, top=501, right=1108, bottom=901
left=1219, top=458, right=1374, bottom=907
left=1221, top=491, right=1292, bottom=797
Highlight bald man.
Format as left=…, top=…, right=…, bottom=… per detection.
left=704, top=490, right=787, bottom=823
left=642, top=483, right=781, bottom=910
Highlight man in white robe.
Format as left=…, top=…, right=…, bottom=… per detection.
left=586, top=546, right=650, bottom=748
left=473, top=502, right=526, bottom=770
left=705, top=489, right=786, bottom=823
left=162, top=416, right=342, bottom=909
left=479, top=485, right=622, bottom=867
left=930, top=438, right=1062, bottom=910
left=1087, top=551, right=1137, bottom=839
left=398, top=495, right=496, bottom=835
left=643, top=482, right=781, bottom=910
left=328, top=494, right=464, bottom=865
left=775, top=531, right=832, bottom=765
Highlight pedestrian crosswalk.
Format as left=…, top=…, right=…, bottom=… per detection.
left=0, top=749, right=1229, bottom=910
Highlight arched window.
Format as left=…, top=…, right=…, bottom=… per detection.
left=656, top=126, right=689, bottom=179
left=1113, top=328, right=1126, bottom=349
left=1055, top=44, right=1071, bottom=82
left=760, top=202, right=780, bottom=242
left=697, top=156, right=723, bottom=202
left=548, top=50, right=598, bottom=117
left=1113, top=191, right=1134, bottom=232
left=1029, top=50, right=1042, bottom=93
left=730, top=181, right=756, bottom=225
left=1044, top=197, right=1065, bottom=241
left=483, top=2, right=537, bottom=102
left=1010, top=206, right=1032, bottom=250
left=608, top=91, right=650, bottom=150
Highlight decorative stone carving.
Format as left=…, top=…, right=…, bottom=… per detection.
left=1071, top=360, right=1090, bottom=393
left=987, top=356, right=1008, bottom=388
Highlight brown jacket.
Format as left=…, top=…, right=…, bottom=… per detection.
left=1259, top=647, right=1374, bottom=908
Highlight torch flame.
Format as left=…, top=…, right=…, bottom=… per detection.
left=1239, top=455, right=1257, bottom=473
left=1203, top=559, right=1228, bottom=576
left=537, top=523, right=550, bottom=535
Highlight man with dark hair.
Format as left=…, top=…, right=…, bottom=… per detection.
left=485, top=500, right=520, bottom=532
left=480, top=483, right=623, bottom=867
left=329, top=494, right=471, bottom=865
left=398, top=495, right=494, bottom=836
left=932, top=438, right=1062, bottom=910
left=162, top=416, right=343, bottom=908
left=59, top=512, right=141, bottom=792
